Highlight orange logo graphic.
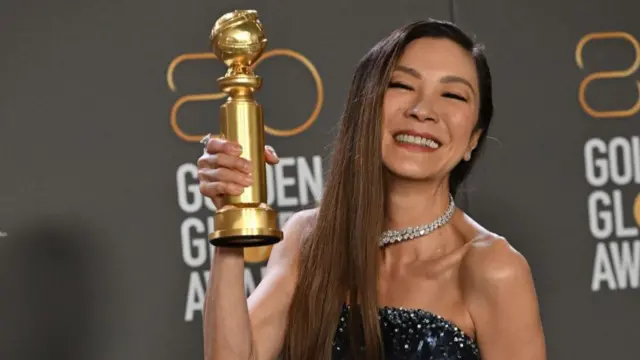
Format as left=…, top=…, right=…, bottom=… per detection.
left=576, top=32, right=640, bottom=118
left=634, top=193, right=640, bottom=228
left=167, top=49, right=324, bottom=142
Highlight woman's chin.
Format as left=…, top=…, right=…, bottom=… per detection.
left=384, top=165, right=435, bottom=182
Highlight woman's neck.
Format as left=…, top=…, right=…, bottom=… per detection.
left=384, top=176, right=452, bottom=231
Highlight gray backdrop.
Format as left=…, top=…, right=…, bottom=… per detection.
left=1, top=0, right=638, bottom=359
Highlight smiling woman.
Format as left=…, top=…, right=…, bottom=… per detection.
left=382, top=37, right=483, bottom=184
left=197, top=19, right=547, bottom=360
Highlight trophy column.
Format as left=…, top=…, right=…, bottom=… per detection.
left=208, top=10, right=283, bottom=247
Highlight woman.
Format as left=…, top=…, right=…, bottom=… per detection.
left=198, top=19, right=546, bottom=360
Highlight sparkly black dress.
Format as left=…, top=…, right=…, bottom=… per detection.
left=332, top=305, right=480, bottom=360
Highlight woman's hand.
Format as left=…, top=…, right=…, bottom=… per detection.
left=197, top=136, right=279, bottom=209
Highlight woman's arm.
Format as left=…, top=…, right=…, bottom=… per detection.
left=199, top=137, right=313, bottom=360
left=203, top=209, right=314, bottom=360
left=461, top=237, right=547, bottom=360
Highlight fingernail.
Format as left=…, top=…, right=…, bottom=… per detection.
left=229, top=184, right=243, bottom=193
left=244, top=160, right=252, bottom=172
left=266, top=145, right=277, bottom=157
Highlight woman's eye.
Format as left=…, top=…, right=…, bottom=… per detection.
left=443, top=92, right=468, bottom=102
left=389, top=82, right=414, bottom=91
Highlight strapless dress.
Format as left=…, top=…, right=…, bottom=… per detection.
left=332, top=305, right=480, bottom=360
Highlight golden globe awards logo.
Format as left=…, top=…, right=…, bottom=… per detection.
left=167, top=49, right=324, bottom=141
left=576, top=31, right=640, bottom=292
left=167, top=49, right=325, bottom=322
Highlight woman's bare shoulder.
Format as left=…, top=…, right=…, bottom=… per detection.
left=265, top=208, right=318, bottom=270
left=282, top=208, right=318, bottom=246
left=456, top=212, right=530, bottom=282
left=464, top=234, right=529, bottom=281
left=459, top=223, right=546, bottom=358
left=287, top=208, right=319, bottom=231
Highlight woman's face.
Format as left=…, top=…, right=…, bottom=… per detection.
left=381, top=37, right=481, bottom=181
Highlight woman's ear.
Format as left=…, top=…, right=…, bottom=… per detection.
left=464, top=130, right=483, bottom=161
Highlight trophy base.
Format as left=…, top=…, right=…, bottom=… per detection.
left=209, top=205, right=283, bottom=248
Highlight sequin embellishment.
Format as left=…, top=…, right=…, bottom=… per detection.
left=332, top=305, right=480, bottom=360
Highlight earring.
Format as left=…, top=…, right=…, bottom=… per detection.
left=464, top=152, right=471, bottom=161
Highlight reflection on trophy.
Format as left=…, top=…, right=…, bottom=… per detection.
left=208, top=10, right=283, bottom=247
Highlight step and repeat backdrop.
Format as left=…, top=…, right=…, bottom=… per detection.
left=1, top=0, right=638, bottom=359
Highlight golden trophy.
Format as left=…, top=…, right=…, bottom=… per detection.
left=208, top=10, right=283, bottom=247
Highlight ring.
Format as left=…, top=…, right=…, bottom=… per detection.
left=200, top=133, right=211, bottom=153
left=200, top=133, right=211, bottom=147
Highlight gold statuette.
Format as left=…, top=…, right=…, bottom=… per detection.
left=208, top=10, right=283, bottom=247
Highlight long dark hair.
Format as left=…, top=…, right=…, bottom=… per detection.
left=281, top=19, right=494, bottom=360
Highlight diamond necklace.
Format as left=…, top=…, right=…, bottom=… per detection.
left=379, top=194, right=456, bottom=248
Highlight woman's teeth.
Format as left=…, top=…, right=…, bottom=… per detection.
left=395, top=134, right=440, bottom=149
